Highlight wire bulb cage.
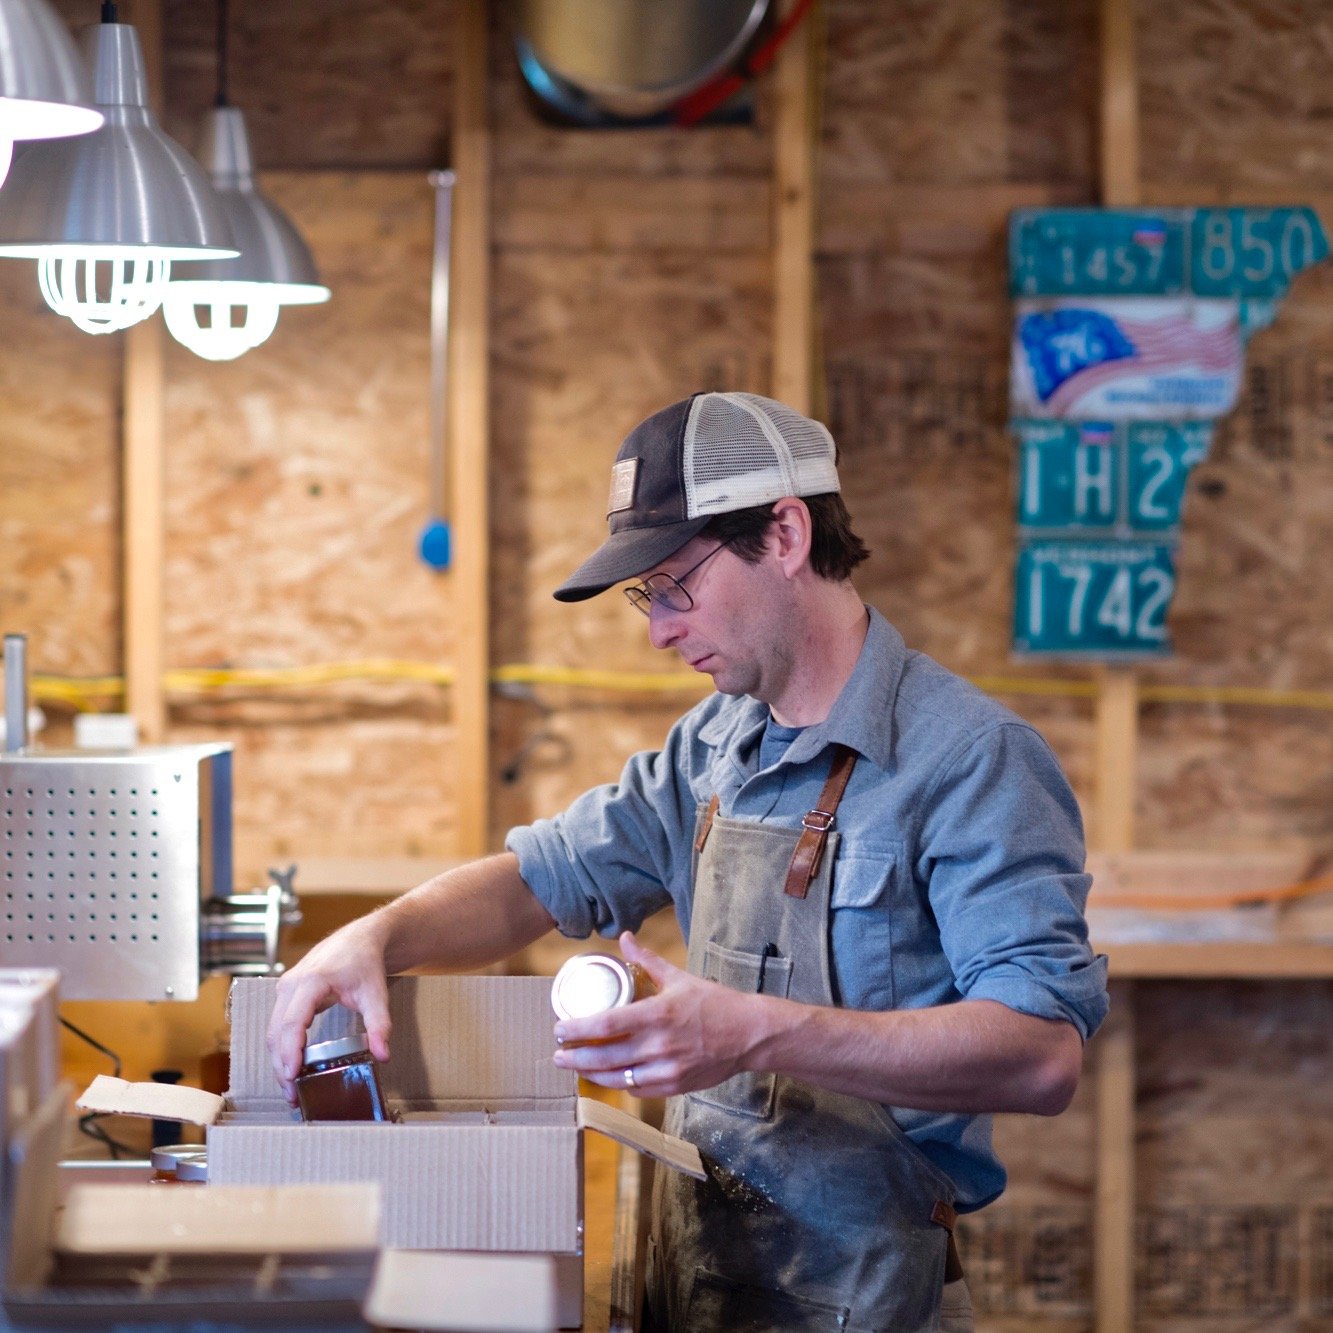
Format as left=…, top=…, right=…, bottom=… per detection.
left=36, top=249, right=171, bottom=334
left=162, top=280, right=281, bottom=361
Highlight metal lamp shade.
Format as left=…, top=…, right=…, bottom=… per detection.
left=180, top=107, right=328, bottom=300
left=0, top=0, right=102, bottom=144
left=162, top=106, right=328, bottom=361
left=0, top=22, right=235, bottom=258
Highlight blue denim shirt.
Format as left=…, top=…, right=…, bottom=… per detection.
left=508, top=607, right=1109, bottom=1209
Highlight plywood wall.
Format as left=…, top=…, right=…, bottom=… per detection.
left=3, top=2, right=1332, bottom=1325
left=15, top=1, right=1323, bottom=867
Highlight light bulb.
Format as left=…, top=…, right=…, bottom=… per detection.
left=162, top=281, right=282, bottom=361
left=163, top=278, right=327, bottom=361
left=36, top=248, right=171, bottom=334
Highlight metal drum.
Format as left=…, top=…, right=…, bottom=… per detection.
left=510, top=0, right=771, bottom=118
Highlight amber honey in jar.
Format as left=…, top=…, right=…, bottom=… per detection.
left=295, top=1033, right=393, bottom=1122
left=550, top=954, right=655, bottom=1044
left=150, top=1144, right=207, bottom=1184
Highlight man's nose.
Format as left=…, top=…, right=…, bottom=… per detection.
left=647, top=600, right=684, bottom=651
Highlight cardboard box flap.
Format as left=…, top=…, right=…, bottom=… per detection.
left=76, top=1073, right=224, bottom=1126
left=229, top=975, right=574, bottom=1104
left=54, top=1183, right=380, bottom=1256
left=577, top=1097, right=706, bottom=1180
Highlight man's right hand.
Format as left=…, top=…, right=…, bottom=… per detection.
left=265, top=913, right=394, bottom=1105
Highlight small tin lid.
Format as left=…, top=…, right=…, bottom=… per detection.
left=551, top=954, right=634, bottom=1021
left=301, top=1033, right=371, bottom=1067
left=150, top=1143, right=207, bottom=1172
left=175, top=1155, right=208, bottom=1182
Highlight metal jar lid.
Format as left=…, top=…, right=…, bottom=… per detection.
left=551, top=954, right=634, bottom=1021
left=301, top=1033, right=371, bottom=1067
left=150, top=1144, right=207, bottom=1172
left=175, top=1155, right=208, bottom=1182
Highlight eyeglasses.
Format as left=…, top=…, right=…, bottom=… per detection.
left=624, top=540, right=732, bottom=616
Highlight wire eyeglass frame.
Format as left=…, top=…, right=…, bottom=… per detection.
left=624, top=539, right=733, bottom=616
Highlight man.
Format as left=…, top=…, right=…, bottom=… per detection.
left=268, top=391, right=1108, bottom=1332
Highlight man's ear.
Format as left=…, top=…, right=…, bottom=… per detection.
left=768, top=497, right=813, bottom=577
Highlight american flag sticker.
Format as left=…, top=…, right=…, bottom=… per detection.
left=608, top=458, right=638, bottom=515
left=1011, top=297, right=1243, bottom=420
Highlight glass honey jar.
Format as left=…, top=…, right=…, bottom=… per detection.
left=550, top=953, right=654, bottom=1043
left=149, top=1144, right=207, bottom=1184
left=295, top=1033, right=393, bottom=1122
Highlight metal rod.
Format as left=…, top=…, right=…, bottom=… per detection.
left=428, top=168, right=456, bottom=520
left=3, top=634, right=28, bottom=752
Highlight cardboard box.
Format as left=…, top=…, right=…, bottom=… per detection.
left=80, top=974, right=703, bottom=1330
left=2, top=1092, right=378, bottom=1330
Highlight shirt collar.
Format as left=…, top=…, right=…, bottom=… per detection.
left=693, top=606, right=907, bottom=773
left=782, top=606, right=905, bottom=772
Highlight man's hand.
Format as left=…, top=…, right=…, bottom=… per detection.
left=551, top=931, right=767, bottom=1098
left=265, top=913, right=394, bottom=1105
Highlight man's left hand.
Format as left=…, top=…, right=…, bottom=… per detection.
left=551, top=931, right=766, bottom=1098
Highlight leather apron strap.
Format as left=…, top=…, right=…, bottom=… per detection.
left=783, top=743, right=858, bottom=899
left=694, top=795, right=720, bottom=853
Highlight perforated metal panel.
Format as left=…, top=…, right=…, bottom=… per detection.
left=0, top=745, right=232, bottom=1001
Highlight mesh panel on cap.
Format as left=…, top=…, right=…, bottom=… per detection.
left=682, top=392, right=840, bottom=517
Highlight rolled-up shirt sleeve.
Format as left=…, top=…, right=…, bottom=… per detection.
left=916, top=722, right=1109, bottom=1040
left=505, top=720, right=699, bottom=940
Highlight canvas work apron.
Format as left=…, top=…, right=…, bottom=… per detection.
left=645, top=745, right=963, bottom=1333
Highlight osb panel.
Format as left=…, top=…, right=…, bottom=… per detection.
left=489, top=246, right=770, bottom=831
left=1165, top=261, right=1333, bottom=692
left=821, top=0, right=1098, bottom=190
left=1141, top=0, right=1333, bottom=196
left=161, top=0, right=453, bottom=170
left=162, top=172, right=458, bottom=880
left=1137, top=708, right=1333, bottom=849
left=0, top=254, right=120, bottom=676
left=956, top=982, right=1333, bottom=1328
left=819, top=238, right=1028, bottom=676
left=1133, top=980, right=1333, bottom=1329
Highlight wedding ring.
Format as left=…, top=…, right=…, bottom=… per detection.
left=624, top=1067, right=637, bottom=1089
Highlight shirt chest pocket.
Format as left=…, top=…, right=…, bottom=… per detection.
left=829, top=841, right=903, bottom=1008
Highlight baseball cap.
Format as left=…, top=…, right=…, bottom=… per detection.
left=553, top=391, right=841, bottom=602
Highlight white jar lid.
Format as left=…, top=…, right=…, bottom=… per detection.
left=550, top=954, right=633, bottom=1021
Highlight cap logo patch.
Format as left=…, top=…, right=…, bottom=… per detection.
left=608, top=458, right=639, bottom=515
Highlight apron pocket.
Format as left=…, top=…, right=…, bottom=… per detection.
left=689, top=941, right=791, bottom=1121
left=685, top=1267, right=851, bottom=1331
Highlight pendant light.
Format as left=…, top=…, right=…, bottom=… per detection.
left=0, top=4, right=236, bottom=335
left=0, top=0, right=103, bottom=187
left=161, top=0, right=329, bottom=361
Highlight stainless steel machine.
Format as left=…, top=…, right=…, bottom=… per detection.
left=0, top=635, right=300, bottom=1001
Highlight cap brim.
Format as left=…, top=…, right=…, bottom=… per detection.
left=553, top=516, right=711, bottom=602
